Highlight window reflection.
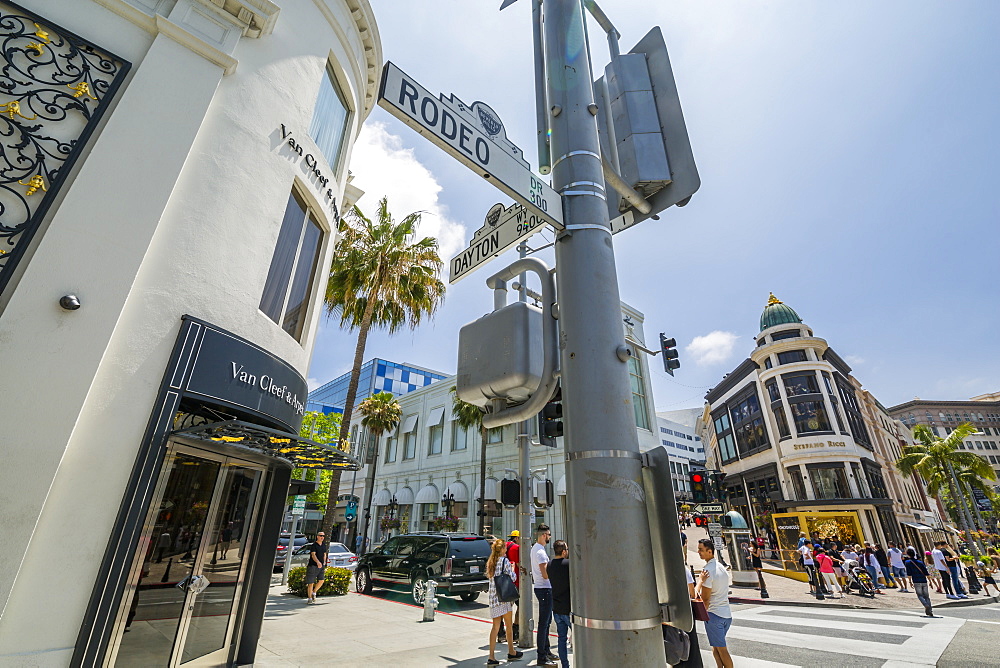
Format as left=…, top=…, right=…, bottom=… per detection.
left=790, top=401, right=830, bottom=433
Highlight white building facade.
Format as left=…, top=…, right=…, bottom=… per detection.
left=341, top=302, right=664, bottom=547
left=654, top=412, right=706, bottom=502
left=0, top=1, right=380, bottom=665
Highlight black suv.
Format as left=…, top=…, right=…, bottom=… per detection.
left=355, top=533, right=491, bottom=603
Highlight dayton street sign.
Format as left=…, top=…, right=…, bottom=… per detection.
left=378, top=62, right=563, bottom=229
left=449, top=203, right=546, bottom=283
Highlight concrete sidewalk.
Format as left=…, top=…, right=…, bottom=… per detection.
left=255, top=584, right=560, bottom=667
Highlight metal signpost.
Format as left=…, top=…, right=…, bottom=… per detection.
left=450, top=203, right=547, bottom=284
left=378, top=62, right=563, bottom=229
left=694, top=504, right=724, bottom=514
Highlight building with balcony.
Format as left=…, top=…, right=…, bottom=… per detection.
left=702, top=294, right=935, bottom=561
left=0, top=1, right=380, bottom=664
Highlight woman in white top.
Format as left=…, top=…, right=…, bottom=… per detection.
left=486, top=539, right=523, bottom=666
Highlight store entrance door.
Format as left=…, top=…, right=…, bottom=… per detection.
left=111, top=444, right=266, bottom=667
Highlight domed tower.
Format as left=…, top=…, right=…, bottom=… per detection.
left=760, top=293, right=803, bottom=333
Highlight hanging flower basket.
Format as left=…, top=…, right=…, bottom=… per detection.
left=380, top=516, right=401, bottom=531
left=431, top=516, right=460, bottom=532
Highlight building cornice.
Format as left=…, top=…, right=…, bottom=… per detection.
left=705, top=358, right=759, bottom=405
left=887, top=398, right=1000, bottom=413
left=749, top=336, right=829, bottom=366
left=822, top=347, right=853, bottom=376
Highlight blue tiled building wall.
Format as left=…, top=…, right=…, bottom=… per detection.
left=307, top=358, right=447, bottom=414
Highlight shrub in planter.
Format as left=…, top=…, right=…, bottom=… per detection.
left=286, top=566, right=353, bottom=597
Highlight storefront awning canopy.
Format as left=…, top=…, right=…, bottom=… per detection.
left=172, top=420, right=361, bottom=471
left=372, top=488, right=392, bottom=506
left=900, top=521, right=935, bottom=532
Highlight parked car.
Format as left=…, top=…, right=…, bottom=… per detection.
left=290, top=542, right=358, bottom=571
left=355, top=533, right=491, bottom=604
left=273, top=533, right=308, bottom=572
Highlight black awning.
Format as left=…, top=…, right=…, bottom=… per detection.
left=171, top=420, right=361, bottom=471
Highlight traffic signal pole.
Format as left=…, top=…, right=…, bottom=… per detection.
left=543, top=0, right=666, bottom=664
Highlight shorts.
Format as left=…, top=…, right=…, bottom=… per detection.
left=704, top=612, right=733, bottom=648
left=305, top=564, right=326, bottom=584
left=984, top=576, right=996, bottom=586
left=892, top=566, right=907, bottom=578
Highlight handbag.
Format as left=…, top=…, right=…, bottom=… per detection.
left=494, top=557, right=519, bottom=602
left=691, top=598, right=709, bottom=622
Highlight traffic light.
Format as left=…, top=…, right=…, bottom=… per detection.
left=709, top=471, right=727, bottom=503
left=660, top=333, right=680, bottom=376
left=690, top=471, right=707, bottom=503
left=500, top=478, right=521, bottom=507
left=537, top=384, right=563, bottom=447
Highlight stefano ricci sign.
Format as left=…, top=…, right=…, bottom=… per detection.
left=184, top=324, right=308, bottom=431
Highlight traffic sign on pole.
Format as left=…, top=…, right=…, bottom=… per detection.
left=291, top=495, right=305, bottom=516
left=694, top=504, right=723, bottom=514
left=378, top=62, right=563, bottom=229
left=449, top=203, right=547, bottom=283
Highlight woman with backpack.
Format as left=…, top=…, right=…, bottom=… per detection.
left=903, top=548, right=936, bottom=617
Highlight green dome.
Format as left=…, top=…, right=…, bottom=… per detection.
left=760, top=293, right=802, bottom=332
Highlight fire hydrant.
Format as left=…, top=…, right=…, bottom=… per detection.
left=422, top=579, right=439, bottom=622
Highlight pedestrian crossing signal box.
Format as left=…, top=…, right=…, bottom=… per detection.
left=500, top=478, right=520, bottom=507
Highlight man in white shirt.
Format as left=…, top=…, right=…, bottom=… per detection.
left=887, top=542, right=910, bottom=592
left=799, top=540, right=821, bottom=597
left=697, top=538, right=733, bottom=668
left=530, top=524, right=556, bottom=666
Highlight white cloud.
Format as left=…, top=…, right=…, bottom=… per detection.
left=686, top=331, right=739, bottom=365
left=347, top=122, right=467, bottom=261
left=307, top=377, right=322, bottom=391
left=844, top=355, right=865, bottom=366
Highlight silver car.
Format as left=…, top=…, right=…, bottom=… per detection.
left=290, top=541, right=358, bottom=571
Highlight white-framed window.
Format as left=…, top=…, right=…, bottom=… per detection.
left=628, top=356, right=650, bottom=430
left=309, top=64, right=352, bottom=172
left=451, top=422, right=468, bottom=451
left=428, top=423, right=443, bottom=455
left=384, top=436, right=397, bottom=463
left=487, top=427, right=503, bottom=444
left=259, top=189, right=324, bottom=341
left=403, top=431, right=416, bottom=459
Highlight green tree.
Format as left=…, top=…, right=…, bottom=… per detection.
left=289, top=411, right=342, bottom=506
left=356, top=392, right=402, bottom=547
left=896, top=422, right=996, bottom=554
left=451, top=386, right=488, bottom=534
left=320, top=197, right=446, bottom=535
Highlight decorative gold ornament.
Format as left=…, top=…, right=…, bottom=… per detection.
left=18, top=174, right=46, bottom=196
left=26, top=41, right=44, bottom=55
left=767, top=292, right=783, bottom=306
left=67, top=82, right=97, bottom=100
left=0, top=100, right=36, bottom=120
left=33, top=23, right=50, bottom=43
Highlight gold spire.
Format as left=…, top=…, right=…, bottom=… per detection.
left=767, top=292, right=782, bottom=306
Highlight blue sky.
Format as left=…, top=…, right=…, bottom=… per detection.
left=308, top=1, right=1000, bottom=411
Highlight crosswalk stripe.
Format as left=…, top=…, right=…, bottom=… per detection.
left=714, top=604, right=964, bottom=666
left=699, top=649, right=797, bottom=667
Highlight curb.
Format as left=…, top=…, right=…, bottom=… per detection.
left=729, top=593, right=999, bottom=610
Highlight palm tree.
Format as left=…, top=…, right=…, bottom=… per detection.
left=896, top=422, right=996, bottom=554
left=356, top=392, right=402, bottom=550
left=451, top=386, right=488, bottom=534
left=320, top=197, right=446, bottom=536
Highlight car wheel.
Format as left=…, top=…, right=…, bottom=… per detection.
left=356, top=567, right=372, bottom=594
left=460, top=591, right=479, bottom=602
left=411, top=575, right=428, bottom=605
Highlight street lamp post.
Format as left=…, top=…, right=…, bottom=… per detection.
left=386, top=495, right=398, bottom=539
left=442, top=492, right=456, bottom=528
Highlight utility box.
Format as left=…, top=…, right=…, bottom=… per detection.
left=456, top=301, right=543, bottom=407
left=605, top=53, right=671, bottom=199
left=533, top=478, right=554, bottom=508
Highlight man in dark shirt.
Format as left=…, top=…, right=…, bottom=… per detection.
left=305, top=532, right=328, bottom=603
left=548, top=540, right=571, bottom=668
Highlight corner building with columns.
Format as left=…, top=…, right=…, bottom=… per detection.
left=702, top=295, right=926, bottom=570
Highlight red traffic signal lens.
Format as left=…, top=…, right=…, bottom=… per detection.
left=691, top=473, right=704, bottom=483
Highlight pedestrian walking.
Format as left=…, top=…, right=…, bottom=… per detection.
left=887, top=542, right=909, bottom=592
left=874, top=544, right=896, bottom=588
left=931, top=544, right=956, bottom=598
left=304, top=532, right=328, bottom=604
left=814, top=547, right=842, bottom=598
left=798, top=540, right=821, bottom=597
left=548, top=540, right=571, bottom=668
left=924, top=551, right=943, bottom=593
left=696, top=539, right=733, bottom=668
left=903, top=548, right=936, bottom=617
left=796, top=532, right=807, bottom=549
left=862, top=547, right=883, bottom=594
left=497, top=530, right=521, bottom=643
left=486, top=539, right=524, bottom=665
left=936, top=541, right=968, bottom=599
left=977, top=559, right=999, bottom=597
left=531, top=524, right=558, bottom=667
